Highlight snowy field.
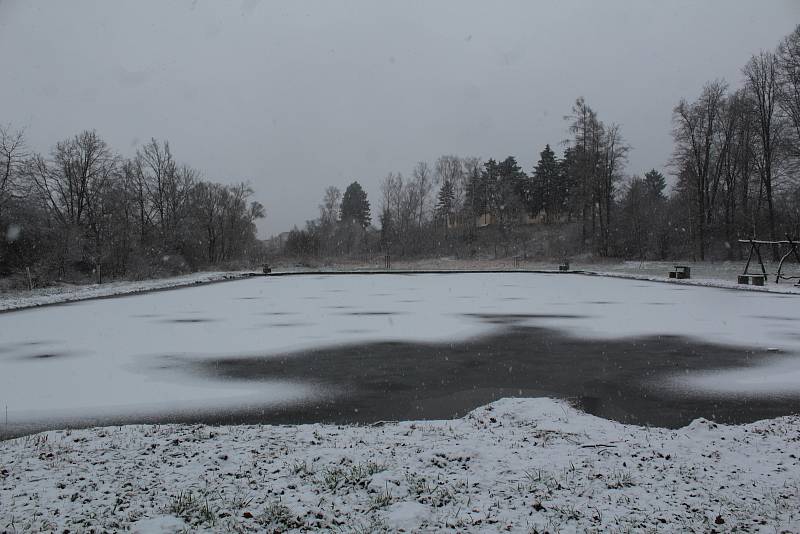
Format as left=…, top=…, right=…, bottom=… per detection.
left=2, top=272, right=800, bottom=531
left=2, top=398, right=798, bottom=532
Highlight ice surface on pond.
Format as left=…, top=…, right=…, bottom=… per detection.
left=1, top=273, right=799, bottom=427
left=669, top=356, right=800, bottom=396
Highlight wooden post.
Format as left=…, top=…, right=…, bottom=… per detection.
left=754, top=242, right=768, bottom=280
left=776, top=235, right=800, bottom=283
left=743, top=240, right=755, bottom=275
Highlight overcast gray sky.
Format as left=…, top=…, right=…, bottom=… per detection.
left=1, top=1, right=797, bottom=236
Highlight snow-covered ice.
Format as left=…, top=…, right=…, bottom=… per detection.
left=1, top=272, right=800, bottom=434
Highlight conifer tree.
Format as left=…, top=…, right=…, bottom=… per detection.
left=532, top=144, right=560, bottom=221
left=435, top=180, right=456, bottom=224
left=340, top=181, right=371, bottom=228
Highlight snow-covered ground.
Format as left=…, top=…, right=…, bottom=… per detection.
left=0, top=271, right=251, bottom=312
left=2, top=397, right=798, bottom=532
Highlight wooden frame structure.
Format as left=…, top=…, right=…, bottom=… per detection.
left=739, top=237, right=800, bottom=284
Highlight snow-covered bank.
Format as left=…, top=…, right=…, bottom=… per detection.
left=580, top=269, right=800, bottom=294
left=1, top=397, right=798, bottom=533
left=2, top=260, right=797, bottom=314
left=0, top=271, right=251, bottom=312
left=583, top=260, right=800, bottom=294
left=272, top=257, right=800, bottom=294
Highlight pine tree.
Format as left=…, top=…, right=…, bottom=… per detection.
left=464, top=162, right=485, bottom=220
left=435, top=180, right=456, bottom=223
left=559, top=147, right=580, bottom=221
left=480, top=159, right=499, bottom=224
left=340, top=181, right=371, bottom=228
left=643, top=169, right=667, bottom=199
left=532, top=144, right=561, bottom=222
left=495, top=156, right=528, bottom=228
left=379, top=206, right=395, bottom=248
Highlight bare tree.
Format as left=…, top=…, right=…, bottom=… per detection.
left=0, top=125, right=27, bottom=221
left=411, top=161, right=433, bottom=229
left=777, top=25, right=800, bottom=160
left=192, top=181, right=225, bottom=263
left=26, top=130, right=115, bottom=228
left=461, top=156, right=482, bottom=224
left=671, top=81, right=727, bottom=259
left=597, top=123, right=629, bottom=256
left=380, top=172, right=406, bottom=252
left=319, top=186, right=341, bottom=227
left=744, top=51, right=785, bottom=259
left=24, top=130, right=118, bottom=276
left=565, top=97, right=627, bottom=255
left=135, top=139, right=196, bottom=250
left=434, top=155, right=464, bottom=213
left=317, top=186, right=341, bottom=255
left=84, top=157, right=123, bottom=282
left=121, top=158, right=152, bottom=244
left=136, top=139, right=175, bottom=236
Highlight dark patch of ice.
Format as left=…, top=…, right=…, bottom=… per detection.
left=463, top=313, right=589, bottom=324
left=185, top=325, right=798, bottom=428
left=26, top=353, right=65, bottom=360
left=339, top=311, right=404, bottom=316
left=16, top=351, right=73, bottom=361
left=751, top=315, right=796, bottom=322
left=162, top=318, right=217, bottom=324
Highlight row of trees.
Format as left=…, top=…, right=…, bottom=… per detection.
left=283, top=181, right=372, bottom=257
left=8, top=27, right=799, bottom=278
left=670, top=26, right=800, bottom=260
left=289, top=99, right=637, bottom=259
left=1, top=129, right=265, bottom=285
left=286, top=25, right=800, bottom=262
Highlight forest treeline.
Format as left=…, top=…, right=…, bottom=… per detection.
left=0, top=131, right=265, bottom=287
left=286, top=25, right=800, bottom=263
left=4, top=26, right=800, bottom=285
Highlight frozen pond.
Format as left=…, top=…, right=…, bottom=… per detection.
left=1, top=272, right=800, bottom=437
